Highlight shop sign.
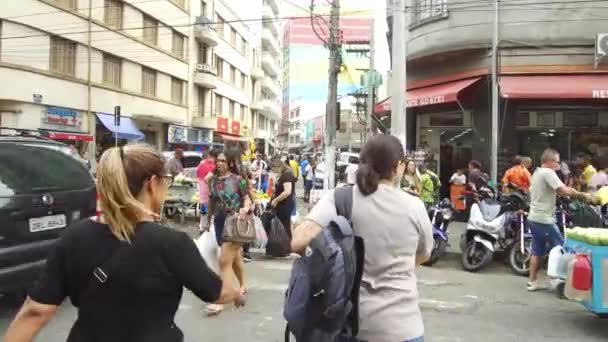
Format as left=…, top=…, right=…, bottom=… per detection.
left=168, top=125, right=211, bottom=144
left=592, top=90, right=608, bottom=99
left=407, top=95, right=445, bottom=108
left=45, top=106, right=81, bottom=127
left=217, top=117, right=229, bottom=133
left=231, top=121, right=241, bottom=135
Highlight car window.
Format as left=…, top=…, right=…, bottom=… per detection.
left=183, top=156, right=202, bottom=169
left=349, top=156, right=359, bottom=164
left=0, top=143, right=93, bottom=196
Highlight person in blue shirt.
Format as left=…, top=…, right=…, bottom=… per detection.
left=300, top=156, right=309, bottom=183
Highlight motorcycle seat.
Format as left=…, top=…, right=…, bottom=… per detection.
left=479, top=199, right=503, bottom=222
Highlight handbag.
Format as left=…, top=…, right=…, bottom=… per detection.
left=217, top=194, right=256, bottom=244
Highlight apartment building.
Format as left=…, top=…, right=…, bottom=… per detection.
left=0, top=0, right=191, bottom=165
left=189, top=0, right=255, bottom=148
left=380, top=0, right=608, bottom=186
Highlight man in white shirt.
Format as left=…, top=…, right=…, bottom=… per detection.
left=345, top=163, right=359, bottom=185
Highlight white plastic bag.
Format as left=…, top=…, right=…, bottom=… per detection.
left=252, top=216, right=268, bottom=249
left=194, top=224, right=220, bottom=275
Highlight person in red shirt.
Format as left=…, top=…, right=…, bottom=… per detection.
left=502, top=156, right=532, bottom=192
left=197, top=148, right=219, bottom=232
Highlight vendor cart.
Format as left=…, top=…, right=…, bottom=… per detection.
left=564, top=238, right=608, bottom=316
left=163, top=181, right=198, bottom=223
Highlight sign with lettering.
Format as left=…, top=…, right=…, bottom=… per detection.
left=407, top=95, right=446, bottom=108
left=44, top=106, right=81, bottom=127
left=231, top=120, right=241, bottom=136
left=216, top=117, right=229, bottom=133
left=592, top=90, right=608, bottom=99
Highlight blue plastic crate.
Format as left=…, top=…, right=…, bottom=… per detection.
left=564, top=238, right=608, bottom=314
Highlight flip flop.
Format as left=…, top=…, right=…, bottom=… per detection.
left=206, top=304, right=223, bottom=317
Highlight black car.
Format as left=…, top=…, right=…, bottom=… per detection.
left=0, top=136, right=96, bottom=294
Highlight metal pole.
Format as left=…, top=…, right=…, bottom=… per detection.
left=87, top=0, right=95, bottom=171
left=366, top=18, right=375, bottom=141
left=391, top=0, right=407, bottom=149
left=490, top=0, right=500, bottom=183
left=324, top=0, right=340, bottom=190
left=348, top=109, right=352, bottom=152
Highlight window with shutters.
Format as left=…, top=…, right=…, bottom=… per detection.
left=172, top=0, right=185, bottom=9
left=240, top=105, right=246, bottom=122
left=198, top=88, right=209, bottom=116
left=241, top=38, right=247, bottom=55
left=171, top=78, right=184, bottom=104
left=102, top=53, right=122, bottom=87
left=217, top=14, right=225, bottom=37
left=104, top=0, right=123, bottom=28
left=230, top=66, right=236, bottom=84
left=172, top=31, right=185, bottom=57
left=142, top=15, right=158, bottom=45
left=215, top=56, right=223, bottom=78
left=54, top=0, right=77, bottom=10
left=215, top=94, right=223, bottom=115
left=231, top=28, right=237, bottom=46
left=198, top=44, right=209, bottom=64
left=229, top=101, right=235, bottom=119
left=241, top=74, right=247, bottom=90
left=141, top=67, right=156, bottom=96
left=50, top=36, right=76, bottom=76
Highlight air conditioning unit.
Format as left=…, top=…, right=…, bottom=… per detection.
left=597, top=33, right=608, bottom=57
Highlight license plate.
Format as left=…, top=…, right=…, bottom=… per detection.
left=29, top=214, right=67, bottom=232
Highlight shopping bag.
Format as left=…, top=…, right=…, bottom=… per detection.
left=194, top=225, right=220, bottom=275
left=265, top=214, right=291, bottom=257
left=252, top=216, right=268, bottom=249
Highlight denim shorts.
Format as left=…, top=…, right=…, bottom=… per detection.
left=529, top=220, right=564, bottom=256
left=199, top=203, right=209, bottom=215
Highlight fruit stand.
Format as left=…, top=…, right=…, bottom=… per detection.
left=163, top=174, right=198, bottom=223
left=563, top=227, right=608, bottom=316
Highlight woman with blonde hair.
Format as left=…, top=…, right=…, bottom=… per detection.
left=402, top=159, right=422, bottom=196
left=205, top=149, right=252, bottom=315
left=4, top=144, right=243, bottom=342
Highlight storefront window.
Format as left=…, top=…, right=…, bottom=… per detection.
left=536, top=112, right=555, bottom=127
left=429, top=112, right=463, bottom=126
left=563, top=111, right=598, bottom=128
left=516, top=112, right=530, bottom=126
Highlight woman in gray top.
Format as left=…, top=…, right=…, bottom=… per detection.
left=291, top=135, right=434, bottom=342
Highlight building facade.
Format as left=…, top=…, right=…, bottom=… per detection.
left=380, top=0, right=608, bottom=186
left=0, top=0, right=282, bottom=167
left=0, top=0, right=192, bottom=167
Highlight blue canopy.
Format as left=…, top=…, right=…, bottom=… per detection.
left=96, top=112, right=145, bottom=141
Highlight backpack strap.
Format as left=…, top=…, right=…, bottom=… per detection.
left=81, top=241, right=131, bottom=302
left=334, top=185, right=354, bottom=221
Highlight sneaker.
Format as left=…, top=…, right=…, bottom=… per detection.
left=243, top=254, right=253, bottom=263
left=527, top=281, right=548, bottom=291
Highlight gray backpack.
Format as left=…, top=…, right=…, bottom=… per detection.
left=283, top=186, right=365, bottom=342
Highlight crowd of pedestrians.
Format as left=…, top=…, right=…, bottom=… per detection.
left=4, top=136, right=607, bottom=342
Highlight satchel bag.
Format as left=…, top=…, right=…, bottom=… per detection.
left=218, top=195, right=256, bottom=244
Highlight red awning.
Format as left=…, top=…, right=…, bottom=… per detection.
left=500, top=74, right=608, bottom=99
left=374, top=77, right=482, bottom=113
left=218, top=133, right=248, bottom=142
left=47, top=131, right=93, bottom=141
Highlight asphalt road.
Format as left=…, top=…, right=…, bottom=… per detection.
left=1, top=187, right=607, bottom=341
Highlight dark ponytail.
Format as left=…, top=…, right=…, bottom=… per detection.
left=356, top=163, right=380, bottom=195
left=355, top=135, right=405, bottom=196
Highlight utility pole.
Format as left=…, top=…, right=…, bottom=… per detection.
left=324, top=0, right=340, bottom=190
left=391, top=0, right=407, bottom=150
left=490, top=0, right=500, bottom=183
left=366, top=18, right=375, bottom=141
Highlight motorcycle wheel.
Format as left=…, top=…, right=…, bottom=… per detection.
left=422, top=239, right=448, bottom=266
left=461, top=240, right=493, bottom=272
left=507, top=239, right=532, bottom=277
left=164, top=206, right=179, bottom=219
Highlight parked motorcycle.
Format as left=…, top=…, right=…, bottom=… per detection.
left=460, top=184, right=530, bottom=273
left=422, top=198, right=454, bottom=266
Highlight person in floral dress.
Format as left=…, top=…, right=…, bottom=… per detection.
left=206, top=150, right=252, bottom=316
